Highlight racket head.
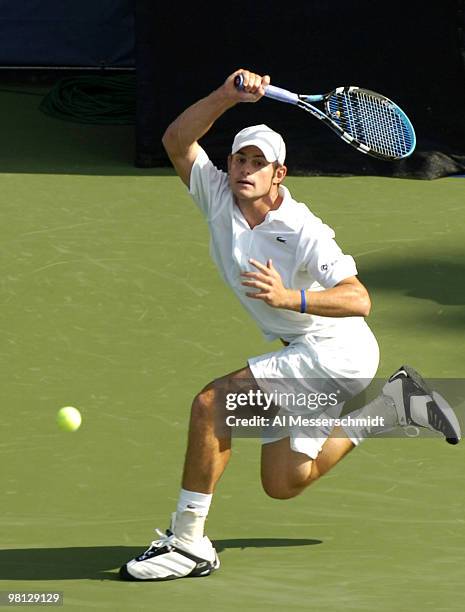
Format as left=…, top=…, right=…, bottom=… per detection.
left=322, top=86, right=416, bottom=160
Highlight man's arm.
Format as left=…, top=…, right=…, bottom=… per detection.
left=293, top=276, right=371, bottom=317
left=241, top=259, right=371, bottom=317
left=162, top=70, right=270, bottom=187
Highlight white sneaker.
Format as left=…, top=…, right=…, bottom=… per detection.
left=383, top=365, right=461, bottom=445
left=119, top=514, right=220, bottom=581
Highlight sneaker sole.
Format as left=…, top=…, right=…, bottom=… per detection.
left=119, top=554, right=220, bottom=582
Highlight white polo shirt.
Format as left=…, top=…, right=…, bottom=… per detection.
left=189, top=147, right=365, bottom=343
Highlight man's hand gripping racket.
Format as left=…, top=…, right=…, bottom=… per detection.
left=235, top=73, right=416, bottom=160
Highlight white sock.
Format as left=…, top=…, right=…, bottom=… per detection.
left=174, top=489, right=213, bottom=545
left=342, top=394, right=398, bottom=446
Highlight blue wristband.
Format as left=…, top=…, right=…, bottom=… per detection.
left=300, top=289, right=306, bottom=313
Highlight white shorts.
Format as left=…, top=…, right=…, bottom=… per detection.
left=248, top=322, right=380, bottom=459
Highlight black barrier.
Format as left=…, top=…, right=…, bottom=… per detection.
left=134, top=0, right=465, bottom=178
left=460, top=0, right=465, bottom=72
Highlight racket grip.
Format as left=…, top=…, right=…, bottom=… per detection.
left=234, top=74, right=299, bottom=105
left=263, top=84, right=299, bottom=105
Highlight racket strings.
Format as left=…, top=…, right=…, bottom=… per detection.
left=354, top=92, right=409, bottom=156
left=329, top=91, right=413, bottom=158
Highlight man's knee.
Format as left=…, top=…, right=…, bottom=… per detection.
left=191, top=385, right=217, bottom=420
left=262, top=480, right=299, bottom=500
left=190, top=381, right=230, bottom=434
left=261, top=438, right=314, bottom=499
left=261, top=471, right=311, bottom=500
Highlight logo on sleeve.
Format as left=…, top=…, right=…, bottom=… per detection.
left=321, top=259, right=339, bottom=272
left=276, top=236, right=287, bottom=243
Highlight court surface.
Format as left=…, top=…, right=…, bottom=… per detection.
left=1, top=87, right=465, bottom=611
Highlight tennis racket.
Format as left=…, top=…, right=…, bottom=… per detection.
left=234, top=74, right=416, bottom=160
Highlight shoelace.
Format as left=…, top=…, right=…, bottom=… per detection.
left=139, top=529, right=175, bottom=560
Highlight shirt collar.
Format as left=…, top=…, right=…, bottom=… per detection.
left=232, top=185, right=293, bottom=228
left=264, top=185, right=292, bottom=222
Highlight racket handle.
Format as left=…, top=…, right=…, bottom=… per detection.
left=264, top=84, right=299, bottom=105
left=234, top=74, right=299, bottom=105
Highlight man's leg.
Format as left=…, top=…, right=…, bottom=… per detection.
left=261, top=365, right=462, bottom=500
left=261, top=427, right=354, bottom=499
left=180, top=366, right=254, bottom=493
left=172, top=367, right=255, bottom=544
left=120, top=365, right=260, bottom=581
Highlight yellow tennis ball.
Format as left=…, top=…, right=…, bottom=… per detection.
left=56, top=406, right=82, bottom=432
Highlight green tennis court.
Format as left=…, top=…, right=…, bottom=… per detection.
left=1, top=87, right=465, bottom=611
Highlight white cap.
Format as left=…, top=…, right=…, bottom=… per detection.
left=231, top=124, right=286, bottom=165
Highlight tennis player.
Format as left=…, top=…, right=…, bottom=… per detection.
left=120, top=69, right=461, bottom=581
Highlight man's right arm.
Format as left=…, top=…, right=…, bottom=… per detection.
left=161, top=70, right=270, bottom=187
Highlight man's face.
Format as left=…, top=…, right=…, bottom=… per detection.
left=228, top=145, right=278, bottom=201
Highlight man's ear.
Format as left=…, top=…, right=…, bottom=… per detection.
left=227, top=154, right=232, bottom=172
left=273, top=165, right=287, bottom=184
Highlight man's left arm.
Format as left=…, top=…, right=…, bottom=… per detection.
left=241, top=259, right=371, bottom=317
